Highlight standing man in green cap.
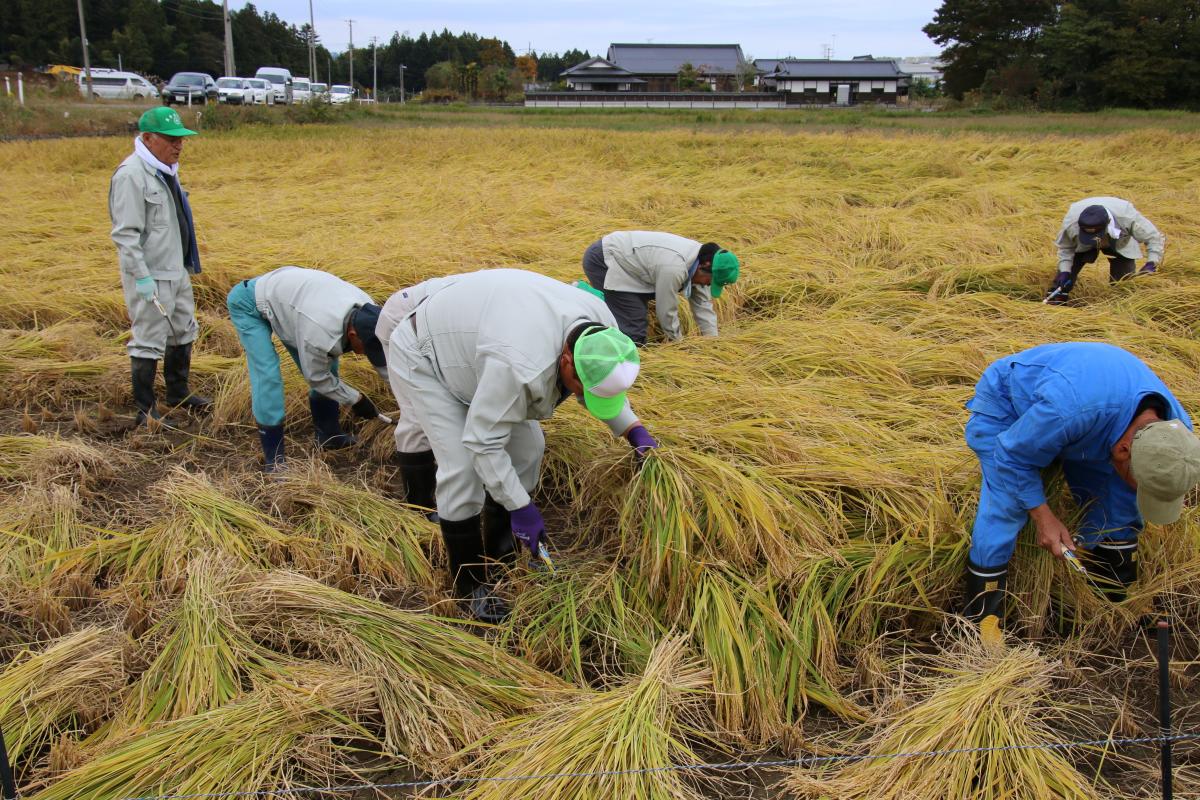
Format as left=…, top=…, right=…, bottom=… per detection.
left=385, top=268, right=657, bottom=621
left=581, top=231, right=740, bottom=345
left=109, top=106, right=210, bottom=424
left=962, top=342, right=1200, bottom=644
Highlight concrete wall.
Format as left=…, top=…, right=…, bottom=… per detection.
left=525, top=92, right=784, bottom=109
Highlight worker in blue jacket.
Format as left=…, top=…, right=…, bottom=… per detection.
left=964, top=343, right=1200, bottom=639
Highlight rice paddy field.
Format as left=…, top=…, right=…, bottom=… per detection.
left=2, top=109, right=1200, bottom=798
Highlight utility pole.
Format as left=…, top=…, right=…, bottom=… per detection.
left=76, top=0, right=93, bottom=101
left=307, top=0, right=317, bottom=80
left=221, top=0, right=235, bottom=77
left=398, top=64, right=406, bottom=103
left=370, top=36, right=377, bottom=100
left=346, top=19, right=355, bottom=91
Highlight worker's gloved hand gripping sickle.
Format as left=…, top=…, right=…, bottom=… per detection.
left=135, top=276, right=157, bottom=303
left=625, top=424, right=658, bottom=460
left=510, top=503, right=546, bottom=557
left=350, top=394, right=380, bottom=420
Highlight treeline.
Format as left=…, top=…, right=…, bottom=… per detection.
left=925, top=0, right=1200, bottom=109
left=0, top=0, right=590, bottom=94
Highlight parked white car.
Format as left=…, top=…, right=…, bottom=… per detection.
left=76, top=68, right=159, bottom=101
left=255, top=66, right=293, bottom=104
left=216, top=77, right=254, bottom=104
left=310, top=82, right=329, bottom=101
left=329, top=84, right=353, bottom=104
left=244, top=78, right=274, bottom=105
left=291, top=77, right=313, bottom=103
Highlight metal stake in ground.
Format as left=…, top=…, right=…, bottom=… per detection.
left=1158, top=618, right=1173, bottom=800
left=0, top=723, right=17, bottom=800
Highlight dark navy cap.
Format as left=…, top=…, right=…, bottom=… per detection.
left=351, top=304, right=386, bottom=367
left=1077, top=204, right=1109, bottom=247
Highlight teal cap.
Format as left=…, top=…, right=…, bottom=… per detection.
left=709, top=249, right=740, bottom=298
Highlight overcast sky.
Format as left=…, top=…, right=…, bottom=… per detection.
left=241, top=1, right=943, bottom=60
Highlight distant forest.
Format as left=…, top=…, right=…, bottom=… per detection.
left=926, top=0, right=1200, bottom=109
left=0, top=0, right=592, bottom=93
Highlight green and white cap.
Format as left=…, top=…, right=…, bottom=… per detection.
left=138, top=106, right=197, bottom=137
left=1131, top=419, right=1200, bottom=525
left=574, top=326, right=639, bottom=421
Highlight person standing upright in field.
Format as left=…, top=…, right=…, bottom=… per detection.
left=1045, top=197, right=1164, bottom=304
left=580, top=231, right=740, bottom=345
left=109, top=107, right=210, bottom=424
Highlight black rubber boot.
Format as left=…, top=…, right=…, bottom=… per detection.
left=257, top=424, right=286, bottom=473
left=1080, top=541, right=1138, bottom=602
left=396, top=450, right=438, bottom=522
left=440, top=515, right=509, bottom=623
left=163, top=343, right=212, bottom=410
left=482, top=493, right=517, bottom=568
left=309, top=392, right=355, bottom=449
left=964, top=560, right=1007, bottom=646
left=130, top=357, right=161, bottom=425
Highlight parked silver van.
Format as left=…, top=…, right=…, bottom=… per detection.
left=77, top=68, right=159, bottom=101
left=254, top=66, right=294, bottom=104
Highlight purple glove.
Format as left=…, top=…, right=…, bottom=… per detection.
left=1140, top=261, right=1157, bottom=275
left=510, top=502, right=545, bottom=557
left=625, top=424, right=658, bottom=456
left=1052, top=271, right=1074, bottom=290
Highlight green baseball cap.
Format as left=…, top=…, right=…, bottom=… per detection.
left=573, top=326, right=640, bottom=421
left=138, top=106, right=198, bottom=137
left=709, top=249, right=740, bottom=298
left=1130, top=419, right=1200, bottom=525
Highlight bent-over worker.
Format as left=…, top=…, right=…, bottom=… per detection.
left=964, top=343, right=1200, bottom=641
left=1046, top=197, right=1164, bottom=304
left=386, top=269, right=658, bottom=621
left=581, top=231, right=740, bottom=344
left=226, top=266, right=389, bottom=471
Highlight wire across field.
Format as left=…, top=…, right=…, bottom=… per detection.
left=0, top=117, right=1199, bottom=799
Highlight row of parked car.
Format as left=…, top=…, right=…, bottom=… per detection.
left=76, top=66, right=357, bottom=106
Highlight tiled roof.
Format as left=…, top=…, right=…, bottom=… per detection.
left=607, top=43, right=745, bottom=75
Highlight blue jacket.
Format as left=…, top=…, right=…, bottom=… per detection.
left=966, top=342, right=1190, bottom=511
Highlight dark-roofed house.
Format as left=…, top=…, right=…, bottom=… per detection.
left=561, top=57, right=646, bottom=92
left=606, top=43, right=746, bottom=91
left=755, top=58, right=911, bottom=104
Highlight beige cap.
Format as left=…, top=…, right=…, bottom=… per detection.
left=1131, top=419, right=1200, bottom=525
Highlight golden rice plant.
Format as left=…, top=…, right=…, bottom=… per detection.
left=617, top=449, right=813, bottom=607
left=0, top=486, right=100, bottom=635
left=28, top=664, right=376, bottom=800
left=264, top=461, right=437, bottom=593
left=784, top=631, right=1113, bottom=800
left=231, top=570, right=566, bottom=772
left=0, top=434, right=113, bottom=489
left=54, top=468, right=292, bottom=592
left=499, top=558, right=665, bottom=684
left=458, top=634, right=715, bottom=800
left=122, top=554, right=282, bottom=725
left=0, top=627, right=125, bottom=774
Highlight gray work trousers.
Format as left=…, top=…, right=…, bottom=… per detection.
left=582, top=239, right=653, bottom=346
left=120, top=272, right=198, bottom=359
left=387, top=319, right=544, bottom=521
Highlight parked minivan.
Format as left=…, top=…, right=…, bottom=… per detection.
left=76, top=68, right=159, bottom=101
left=291, top=77, right=313, bottom=103
left=254, top=67, right=293, bottom=104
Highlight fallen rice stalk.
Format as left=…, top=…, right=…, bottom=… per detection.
left=458, top=634, right=716, bottom=800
